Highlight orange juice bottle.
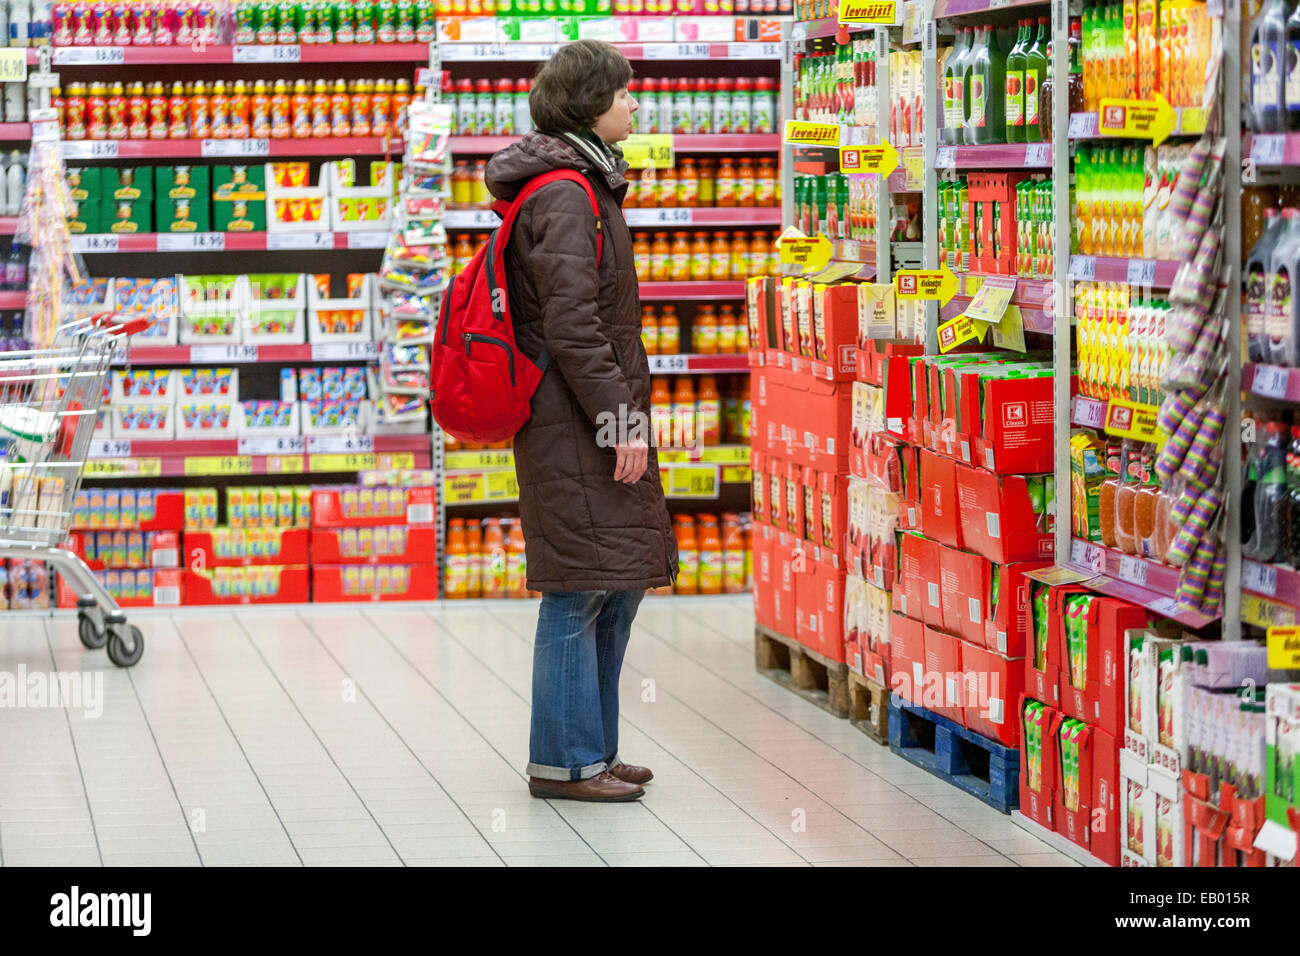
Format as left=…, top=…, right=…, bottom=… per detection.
left=330, top=79, right=351, bottom=137
left=189, top=80, right=211, bottom=140
left=392, top=78, right=413, bottom=136
left=696, top=375, right=720, bottom=444
left=650, top=231, right=672, bottom=281
left=311, top=79, right=332, bottom=138
left=715, top=157, right=737, bottom=207
left=674, top=515, right=699, bottom=594
left=209, top=80, right=230, bottom=139
left=697, top=514, right=722, bottom=595
left=350, top=80, right=371, bottom=138
left=743, top=520, right=753, bottom=590
left=106, top=82, right=128, bottom=140
left=289, top=79, right=310, bottom=139
left=708, top=231, right=730, bottom=282
left=651, top=377, right=674, bottom=448
left=269, top=79, right=291, bottom=139
left=721, top=513, right=746, bottom=593
left=505, top=520, right=527, bottom=598
left=677, top=159, right=699, bottom=207
left=452, top=233, right=475, bottom=274
left=641, top=304, right=659, bottom=354
left=637, top=167, right=658, bottom=207
left=695, top=305, right=719, bottom=355
left=230, top=80, right=250, bottom=139
left=729, top=231, right=750, bottom=280
left=624, top=170, right=641, bottom=207
left=465, top=517, right=483, bottom=598
left=87, top=82, right=109, bottom=139
left=698, top=158, right=716, bottom=207
left=672, top=376, right=697, bottom=448
left=126, top=82, right=148, bottom=139
left=670, top=231, right=692, bottom=281
left=689, top=231, right=710, bottom=281
left=736, top=157, right=756, bottom=207
left=659, top=305, right=680, bottom=354
left=719, top=304, right=739, bottom=353
left=757, top=158, right=777, bottom=207
left=482, top=519, right=506, bottom=599
left=371, top=79, right=392, bottom=137
left=445, top=519, right=469, bottom=598
left=167, top=81, right=189, bottom=139
left=633, top=230, right=651, bottom=282
left=146, top=82, right=168, bottom=140
left=658, top=163, right=678, bottom=207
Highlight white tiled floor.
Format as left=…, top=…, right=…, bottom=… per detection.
left=0, top=596, right=1077, bottom=866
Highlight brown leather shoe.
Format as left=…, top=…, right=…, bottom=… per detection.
left=528, top=771, right=644, bottom=802
left=607, top=762, right=654, bottom=785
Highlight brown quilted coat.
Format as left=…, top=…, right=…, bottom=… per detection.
left=485, top=131, right=677, bottom=592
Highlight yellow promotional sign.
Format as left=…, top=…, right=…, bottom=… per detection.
left=1267, top=626, right=1300, bottom=669
left=839, top=142, right=900, bottom=177
left=1097, top=93, right=1177, bottom=146
left=1103, top=398, right=1160, bottom=442
left=699, top=445, right=750, bottom=464
left=783, top=121, right=841, bottom=147
left=837, top=0, right=897, bottom=23
left=662, top=464, right=720, bottom=499
left=184, top=455, right=252, bottom=477
left=936, top=313, right=984, bottom=353
left=894, top=265, right=958, bottom=305
left=310, top=453, right=377, bottom=473
left=485, top=470, right=520, bottom=500
left=779, top=234, right=833, bottom=273
left=84, top=458, right=162, bottom=478
left=621, top=134, right=675, bottom=170
left=267, top=455, right=305, bottom=474
left=443, top=473, right=487, bottom=504
left=1244, top=594, right=1297, bottom=629
left=0, top=49, right=26, bottom=82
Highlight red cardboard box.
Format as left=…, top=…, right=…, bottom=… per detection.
left=962, top=640, right=1025, bottom=748
left=751, top=450, right=767, bottom=526
left=955, top=463, right=1056, bottom=564
left=937, top=543, right=985, bottom=646
left=1054, top=722, right=1121, bottom=867
left=1018, top=698, right=1061, bottom=828
left=182, top=566, right=310, bottom=605
left=800, top=465, right=819, bottom=546
left=796, top=550, right=847, bottom=663
left=890, top=612, right=926, bottom=705
left=772, top=530, right=797, bottom=638
left=818, top=471, right=848, bottom=555
left=810, top=283, right=859, bottom=381
left=311, top=486, right=436, bottom=528
left=753, top=523, right=775, bottom=629
left=970, top=374, right=1056, bottom=475
left=882, top=354, right=920, bottom=443
left=795, top=545, right=820, bottom=653
left=920, top=450, right=963, bottom=550
left=898, top=442, right=922, bottom=531
left=857, top=338, right=924, bottom=387
left=186, top=528, right=310, bottom=568
left=915, top=535, right=945, bottom=628
left=1060, top=596, right=1151, bottom=738
left=784, top=460, right=805, bottom=540
left=985, top=561, right=1053, bottom=657
left=923, top=626, right=964, bottom=724
left=793, top=376, right=852, bottom=473
left=768, top=455, right=786, bottom=530
left=893, top=532, right=929, bottom=623
left=745, top=276, right=776, bottom=366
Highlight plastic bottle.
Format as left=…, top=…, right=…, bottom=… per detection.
left=1245, top=421, right=1289, bottom=561
left=166, top=81, right=188, bottom=139
left=640, top=303, right=658, bottom=354
left=86, top=81, right=107, bottom=139
left=697, top=158, right=715, bottom=207
left=689, top=231, right=710, bottom=281
left=692, top=77, right=712, bottom=134
left=288, top=78, right=309, bottom=138
left=736, top=157, right=756, bottom=207
left=753, top=77, right=776, bottom=134
left=669, top=231, right=691, bottom=281
left=944, top=26, right=970, bottom=144
left=728, top=231, right=749, bottom=281
left=461, top=517, right=482, bottom=598
left=732, top=76, right=753, bottom=133
left=445, top=518, right=469, bottom=597
left=658, top=304, right=679, bottom=354
left=722, top=513, right=745, bottom=593
left=310, top=79, right=330, bottom=138
left=257, top=79, right=278, bottom=139
left=106, top=81, right=126, bottom=139
left=673, top=515, right=699, bottom=594
left=649, top=230, right=671, bottom=282
left=348, top=79, right=370, bottom=138
left=1286, top=3, right=1300, bottom=130
left=756, top=157, right=776, bottom=207
left=633, top=231, right=651, bottom=283
left=1005, top=19, right=1029, bottom=144
left=706, top=232, right=729, bottom=284
left=144, top=81, right=165, bottom=140
left=1039, top=38, right=1054, bottom=143
left=651, top=376, right=673, bottom=448
left=719, top=303, right=739, bottom=352
left=713, top=77, right=733, bottom=134
left=1247, top=207, right=1284, bottom=362
left=371, top=78, right=391, bottom=137
left=505, top=519, right=527, bottom=598
left=481, top=519, right=506, bottom=599
left=657, top=163, right=677, bottom=207
left=1266, top=208, right=1300, bottom=366
left=9, top=0, right=27, bottom=46
left=672, top=376, right=696, bottom=448
left=329, top=78, right=350, bottom=137
left=677, top=158, right=698, bottom=207
left=671, top=77, right=691, bottom=134
left=697, top=514, right=722, bottom=594
left=655, top=75, right=672, bottom=135
left=189, top=80, right=211, bottom=140
left=696, top=375, right=720, bottom=444
left=715, top=156, right=736, bottom=207
left=1251, top=0, right=1289, bottom=131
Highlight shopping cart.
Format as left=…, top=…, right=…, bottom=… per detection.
left=0, top=313, right=149, bottom=667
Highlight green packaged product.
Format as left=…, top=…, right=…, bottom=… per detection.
left=333, top=0, right=356, bottom=42
left=354, top=0, right=376, bottom=43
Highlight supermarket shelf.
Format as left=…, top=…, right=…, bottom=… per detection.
left=445, top=443, right=750, bottom=474
left=955, top=273, right=1053, bottom=306
left=1066, top=538, right=1218, bottom=629
left=940, top=297, right=1052, bottom=334
left=112, top=341, right=380, bottom=365
left=69, top=230, right=391, bottom=253
left=1242, top=558, right=1300, bottom=610
left=646, top=354, right=752, bottom=374
left=1070, top=108, right=1208, bottom=141
left=61, top=136, right=402, bottom=160
left=445, top=207, right=782, bottom=229
left=0, top=291, right=25, bottom=308
left=439, top=40, right=781, bottom=61
left=1243, top=363, right=1300, bottom=403
left=639, top=281, right=747, bottom=300
left=1009, top=812, right=1108, bottom=867
left=0, top=123, right=30, bottom=140
left=933, top=0, right=1049, bottom=17
left=449, top=134, right=781, bottom=154
left=47, top=43, right=433, bottom=66
left=934, top=142, right=1052, bottom=169
left=1068, top=255, right=1180, bottom=287
left=790, top=17, right=878, bottom=41
left=0, top=217, right=19, bottom=235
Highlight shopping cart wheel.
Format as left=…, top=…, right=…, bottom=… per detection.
left=106, top=624, right=144, bottom=667
left=78, top=611, right=108, bottom=649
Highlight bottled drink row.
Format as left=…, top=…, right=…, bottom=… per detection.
left=1243, top=418, right=1300, bottom=568
left=631, top=229, right=780, bottom=282
left=651, top=374, right=751, bottom=446
left=624, top=157, right=778, bottom=209
left=640, top=303, right=749, bottom=354
left=941, top=19, right=1053, bottom=146
left=1249, top=0, right=1300, bottom=131
left=1246, top=205, right=1300, bottom=367
left=628, top=76, right=777, bottom=136
left=792, top=37, right=880, bottom=130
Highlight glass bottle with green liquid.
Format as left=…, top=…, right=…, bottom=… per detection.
left=967, top=25, right=1006, bottom=144
left=1024, top=16, right=1048, bottom=143
left=1005, top=19, right=1029, bottom=144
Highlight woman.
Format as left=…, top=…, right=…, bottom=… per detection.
left=485, top=40, right=677, bottom=802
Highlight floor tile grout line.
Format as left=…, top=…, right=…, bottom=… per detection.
left=479, top=604, right=883, bottom=866
left=41, top=618, right=104, bottom=867
left=116, top=616, right=205, bottom=866
left=173, top=613, right=304, bottom=866
left=230, top=613, right=407, bottom=866
left=471, top=604, right=712, bottom=867
left=301, top=609, right=506, bottom=867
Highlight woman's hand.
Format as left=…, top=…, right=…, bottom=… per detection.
left=613, top=439, right=648, bottom=484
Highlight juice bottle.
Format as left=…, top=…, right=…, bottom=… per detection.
left=714, top=77, right=734, bottom=133
left=465, top=516, right=483, bottom=598
left=1253, top=0, right=1289, bottom=130
left=721, top=513, right=745, bottom=593
left=350, top=79, right=371, bottom=137
left=677, top=158, right=698, bottom=207
left=672, top=376, right=696, bottom=447
left=696, top=376, right=720, bottom=444
left=641, top=304, right=658, bottom=354
left=392, top=78, right=412, bottom=135
left=944, top=26, right=971, bottom=144
left=633, top=231, right=651, bottom=282
left=1005, top=19, right=1028, bottom=144
left=659, top=305, right=679, bottom=354
left=756, top=158, right=777, bottom=207
left=651, top=376, right=673, bottom=447
left=968, top=25, right=1006, bottom=144
left=1247, top=207, right=1284, bottom=362
left=689, top=231, right=710, bottom=281
left=505, top=519, right=527, bottom=598
left=635, top=167, right=656, bottom=208
left=670, top=231, right=691, bottom=281
left=190, top=80, right=211, bottom=140
left=289, top=79, right=310, bottom=138
left=126, top=82, right=148, bottom=140
left=481, top=519, right=506, bottom=599
left=698, top=158, right=716, bottom=206
left=146, top=82, right=167, bottom=140
left=1025, top=16, right=1048, bottom=142
left=649, top=230, right=671, bottom=281
left=106, top=82, right=128, bottom=140
left=311, top=79, right=331, bottom=138
left=673, top=515, right=699, bottom=594
left=167, top=81, right=189, bottom=139
left=658, top=163, right=677, bottom=207
left=87, top=82, right=108, bottom=140
left=707, top=232, right=730, bottom=283
left=729, top=231, right=749, bottom=280
left=277, top=79, right=299, bottom=139
left=1266, top=208, right=1300, bottom=366
left=371, top=78, right=391, bottom=137
left=715, top=156, right=737, bottom=207
left=444, top=518, right=468, bottom=597
left=697, top=514, right=722, bottom=594
left=258, top=79, right=280, bottom=139
left=736, top=157, right=756, bottom=207
left=64, top=83, right=86, bottom=140
left=330, top=79, right=351, bottom=137
left=450, top=160, right=471, bottom=206
left=230, top=80, right=251, bottom=139
left=694, top=304, right=718, bottom=351
left=210, top=80, right=231, bottom=139
left=718, top=303, right=738, bottom=353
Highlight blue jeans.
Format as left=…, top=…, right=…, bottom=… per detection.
left=527, top=589, right=644, bottom=782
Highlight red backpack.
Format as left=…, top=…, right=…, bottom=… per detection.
left=431, top=168, right=603, bottom=444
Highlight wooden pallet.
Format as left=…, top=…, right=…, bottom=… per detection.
left=846, top=670, right=889, bottom=745
left=888, top=698, right=1020, bottom=814
left=754, top=625, right=849, bottom=719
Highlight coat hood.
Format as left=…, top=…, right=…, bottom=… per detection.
left=485, top=130, right=630, bottom=201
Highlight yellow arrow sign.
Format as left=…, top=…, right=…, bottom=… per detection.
left=936, top=314, right=985, bottom=352
left=893, top=264, right=958, bottom=305
left=1267, top=626, right=1300, bottom=669
left=840, top=142, right=900, bottom=177
left=779, top=234, right=833, bottom=273
left=838, top=0, right=897, bottom=22
left=1097, top=93, right=1177, bottom=147
left=784, top=121, right=841, bottom=148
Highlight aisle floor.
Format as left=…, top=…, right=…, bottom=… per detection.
left=0, top=597, right=1077, bottom=867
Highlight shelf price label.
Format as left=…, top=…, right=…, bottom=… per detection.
left=837, top=0, right=898, bottom=22
left=84, top=457, right=161, bottom=478
left=311, top=341, right=380, bottom=361
left=728, top=42, right=781, bottom=58
left=778, top=234, right=833, bottom=273
left=268, top=231, right=335, bottom=250
left=485, top=470, right=520, bottom=500
left=1068, top=113, right=1100, bottom=139
left=346, top=230, right=390, bottom=249
left=445, top=449, right=514, bottom=470
left=62, top=140, right=119, bottom=159
left=1024, top=143, right=1051, bottom=166
left=1072, top=396, right=1108, bottom=429
left=934, top=146, right=957, bottom=168
left=699, top=445, right=750, bottom=464
left=71, top=234, right=120, bottom=253
left=1117, top=555, right=1149, bottom=588
left=184, top=455, right=253, bottom=476
left=267, top=454, right=305, bottom=474
left=1266, top=626, right=1300, bottom=669
left=894, top=265, right=958, bottom=305
left=1242, top=559, right=1279, bottom=597
left=621, top=134, right=674, bottom=170
left=1252, top=134, right=1288, bottom=166
left=649, top=354, right=691, bottom=373
left=238, top=436, right=305, bottom=456
left=721, top=465, right=752, bottom=484
left=191, top=344, right=258, bottom=363
left=467, top=43, right=506, bottom=59
left=1097, top=93, right=1177, bottom=146
left=0, top=48, right=26, bottom=80
left=310, top=452, right=377, bottom=472
left=1243, top=593, right=1296, bottom=629
left=201, top=138, right=270, bottom=158
left=1252, top=364, right=1291, bottom=401
left=158, top=232, right=227, bottom=252
left=1103, top=397, right=1160, bottom=442
left=91, top=439, right=133, bottom=458
left=448, top=209, right=500, bottom=229
left=783, top=121, right=841, bottom=147
left=626, top=208, right=693, bottom=226
left=234, top=44, right=301, bottom=62
left=662, top=464, right=719, bottom=499
left=839, top=142, right=899, bottom=177
left=54, top=46, right=125, bottom=65
left=1125, top=258, right=1158, bottom=286
left=1068, top=255, right=1097, bottom=281
left=307, top=435, right=375, bottom=455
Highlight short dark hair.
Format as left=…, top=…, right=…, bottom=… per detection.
left=530, top=40, right=633, bottom=135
